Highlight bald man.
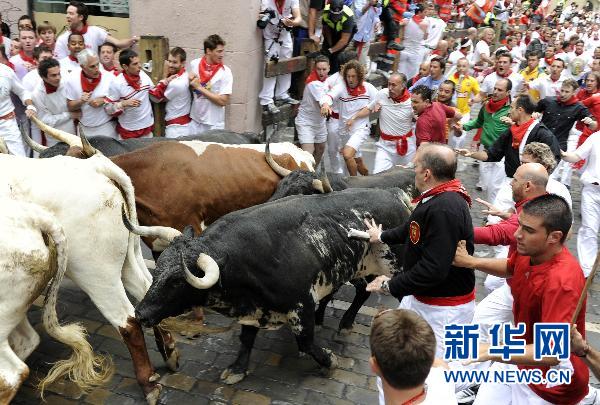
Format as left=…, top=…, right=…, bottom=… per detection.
left=468, top=163, right=549, bottom=342
left=365, top=143, right=475, bottom=358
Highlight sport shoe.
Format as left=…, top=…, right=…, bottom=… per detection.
left=264, top=103, right=280, bottom=114
left=456, top=386, right=479, bottom=404
left=276, top=95, right=299, bottom=105
left=387, top=41, right=405, bottom=51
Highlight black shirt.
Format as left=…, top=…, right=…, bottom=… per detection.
left=537, top=97, right=592, bottom=150
left=381, top=191, right=475, bottom=299
left=485, top=121, right=561, bottom=178
left=310, top=0, right=325, bottom=9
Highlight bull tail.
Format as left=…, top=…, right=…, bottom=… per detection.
left=36, top=209, right=113, bottom=396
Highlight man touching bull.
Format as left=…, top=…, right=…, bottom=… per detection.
left=365, top=143, right=476, bottom=359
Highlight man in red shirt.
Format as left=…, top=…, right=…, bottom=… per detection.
left=411, top=85, right=462, bottom=146
left=454, top=194, right=588, bottom=404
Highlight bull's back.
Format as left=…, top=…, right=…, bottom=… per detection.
left=111, top=142, right=311, bottom=233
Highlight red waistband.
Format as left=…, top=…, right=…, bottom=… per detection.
left=414, top=289, right=476, bottom=306
left=380, top=129, right=413, bottom=140
left=0, top=111, right=16, bottom=120
left=330, top=112, right=340, bottom=120
left=166, top=114, right=192, bottom=126
left=117, top=123, right=154, bottom=139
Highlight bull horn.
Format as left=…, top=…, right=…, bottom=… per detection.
left=265, top=140, right=291, bottom=177
left=30, top=115, right=82, bottom=147
left=78, top=124, right=100, bottom=157
left=181, top=252, right=220, bottom=289
left=20, top=123, right=48, bottom=153
left=0, top=137, right=10, bottom=154
left=121, top=205, right=182, bottom=242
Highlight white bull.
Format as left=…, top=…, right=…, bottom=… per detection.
left=0, top=198, right=112, bottom=403
left=0, top=154, right=177, bottom=404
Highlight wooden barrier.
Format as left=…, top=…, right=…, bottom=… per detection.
left=139, top=35, right=169, bottom=137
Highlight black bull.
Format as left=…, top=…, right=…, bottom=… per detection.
left=132, top=187, right=411, bottom=384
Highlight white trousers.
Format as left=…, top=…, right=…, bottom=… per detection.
left=165, top=123, right=192, bottom=138
left=399, top=295, right=476, bottom=359
left=472, top=283, right=513, bottom=342
left=551, top=127, right=581, bottom=187
left=326, top=118, right=344, bottom=174
left=474, top=363, right=553, bottom=405
left=578, top=184, right=600, bottom=277
left=189, top=120, right=224, bottom=135
left=397, top=47, right=423, bottom=79
left=448, top=113, right=471, bottom=150
left=80, top=120, right=118, bottom=139
left=479, top=161, right=507, bottom=203
left=259, top=38, right=293, bottom=105
left=0, top=117, right=26, bottom=156
left=373, top=136, right=416, bottom=174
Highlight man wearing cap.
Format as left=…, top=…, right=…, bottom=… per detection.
left=321, top=0, right=355, bottom=74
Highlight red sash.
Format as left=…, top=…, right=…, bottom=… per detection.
left=166, top=115, right=192, bottom=126
left=199, top=56, right=223, bottom=85
left=81, top=71, right=102, bottom=93
left=380, top=129, right=413, bottom=156
left=412, top=179, right=472, bottom=207
left=414, top=289, right=476, bottom=306
left=117, top=123, right=153, bottom=139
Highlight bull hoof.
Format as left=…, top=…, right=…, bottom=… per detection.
left=165, top=347, right=180, bottom=371
left=324, top=349, right=338, bottom=369
left=144, top=384, right=162, bottom=405
left=220, top=368, right=247, bottom=385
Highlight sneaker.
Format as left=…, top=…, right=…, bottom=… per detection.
left=456, top=386, right=479, bottom=404
left=264, top=103, right=280, bottom=114
left=276, top=95, right=299, bottom=105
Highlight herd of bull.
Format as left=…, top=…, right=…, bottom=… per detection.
left=0, top=119, right=416, bottom=404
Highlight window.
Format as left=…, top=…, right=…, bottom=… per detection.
left=32, top=0, right=129, bottom=18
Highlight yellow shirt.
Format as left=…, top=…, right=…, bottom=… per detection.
left=520, top=67, right=546, bottom=101
left=449, top=75, right=480, bottom=115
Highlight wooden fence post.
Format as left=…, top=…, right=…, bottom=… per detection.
left=139, top=35, right=170, bottom=137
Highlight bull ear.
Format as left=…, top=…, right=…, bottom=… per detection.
left=183, top=225, right=195, bottom=238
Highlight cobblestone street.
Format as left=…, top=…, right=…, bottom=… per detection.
left=12, top=127, right=600, bottom=404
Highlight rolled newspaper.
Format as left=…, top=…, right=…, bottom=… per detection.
left=348, top=228, right=370, bottom=241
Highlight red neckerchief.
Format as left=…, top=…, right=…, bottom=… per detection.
left=558, top=94, right=579, bottom=106
left=510, top=117, right=536, bottom=149
left=199, top=56, right=223, bottom=85
left=524, top=36, right=531, bottom=45
left=44, top=81, right=58, bottom=94
left=123, top=72, right=141, bottom=90
left=274, top=0, right=285, bottom=14
left=412, top=179, right=472, bottom=207
left=72, top=24, right=89, bottom=35
left=176, top=67, right=185, bottom=77
left=496, top=69, right=512, bottom=78
left=81, top=70, right=102, bottom=93
left=1, top=61, right=14, bottom=71
left=544, top=56, right=555, bottom=66
left=104, top=64, right=116, bottom=72
left=19, top=50, right=35, bottom=65
left=506, top=45, right=513, bottom=50
left=401, top=387, right=427, bottom=405
left=68, top=54, right=78, bottom=62
left=413, top=14, right=424, bottom=23
left=391, top=88, right=410, bottom=103
left=347, top=84, right=366, bottom=97
left=305, top=69, right=326, bottom=84
left=432, top=49, right=442, bottom=56
left=521, top=16, right=529, bottom=24
left=485, top=96, right=509, bottom=113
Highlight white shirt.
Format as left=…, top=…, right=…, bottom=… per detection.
left=296, top=79, right=328, bottom=126
left=423, top=17, right=446, bottom=49
left=473, top=40, right=491, bottom=66
left=421, top=368, right=458, bottom=405
left=188, top=58, right=233, bottom=127
left=325, top=72, right=343, bottom=114
left=31, top=80, right=76, bottom=134
left=106, top=71, right=154, bottom=131
left=576, top=131, right=600, bottom=185
left=547, top=178, right=573, bottom=209
left=528, top=75, right=564, bottom=100
left=369, top=88, right=413, bottom=136
left=65, top=70, right=114, bottom=128
left=161, top=70, right=192, bottom=123
left=59, top=56, right=82, bottom=78
left=260, top=0, right=299, bottom=44
left=320, top=81, right=377, bottom=131
left=8, top=53, right=34, bottom=80
left=21, top=69, right=42, bottom=92
left=54, top=25, right=108, bottom=60
left=402, top=17, right=426, bottom=50
left=481, top=71, right=524, bottom=98
left=0, top=63, right=30, bottom=116
left=447, top=50, right=470, bottom=68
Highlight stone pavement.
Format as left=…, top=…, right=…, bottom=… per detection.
left=12, top=126, right=600, bottom=404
